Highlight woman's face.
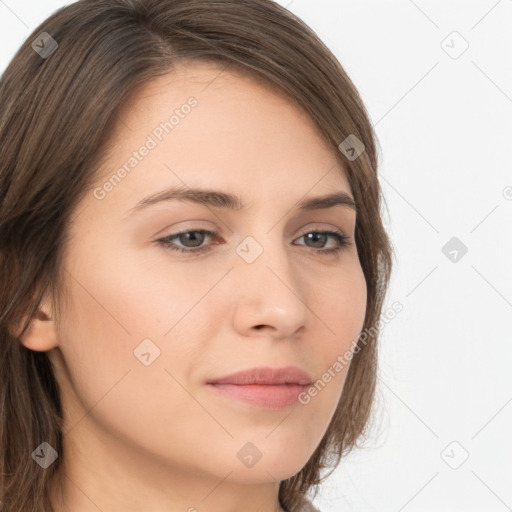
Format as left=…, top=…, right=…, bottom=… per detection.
left=47, top=61, right=367, bottom=507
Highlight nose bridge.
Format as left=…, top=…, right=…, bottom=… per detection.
left=231, top=228, right=308, bottom=335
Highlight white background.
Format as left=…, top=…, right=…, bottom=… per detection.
left=1, top=1, right=511, bottom=511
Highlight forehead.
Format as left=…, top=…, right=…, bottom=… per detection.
left=127, top=59, right=301, bottom=115
left=91, top=60, right=352, bottom=212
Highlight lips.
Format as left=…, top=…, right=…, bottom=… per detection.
left=206, top=365, right=313, bottom=386
left=206, top=366, right=314, bottom=409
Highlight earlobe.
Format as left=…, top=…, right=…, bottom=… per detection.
left=14, top=304, right=59, bottom=353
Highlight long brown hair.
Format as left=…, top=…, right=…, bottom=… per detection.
left=0, top=1, right=393, bottom=510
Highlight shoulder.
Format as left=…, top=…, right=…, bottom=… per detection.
left=293, top=495, right=323, bottom=512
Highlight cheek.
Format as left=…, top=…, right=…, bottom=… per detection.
left=342, top=265, right=367, bottom=342
left=319, top=261, right=367, bottom=347
left=279, top=264, right=367, bottom=462
left=55, top=255, right=208, bottom=450
left=310, top=262, right=367, bottom=396
left=55, top=244, right=216, bottom=402
left=61, top=236, right=211, bottom=341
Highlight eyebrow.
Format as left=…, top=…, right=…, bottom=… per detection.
left=126, top=185, right=357, bottom=216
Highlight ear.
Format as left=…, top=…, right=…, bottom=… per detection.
left=12, top=295, right=59, bottom=352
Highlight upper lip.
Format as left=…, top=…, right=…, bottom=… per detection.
left=207, top=366, right=313, bottom=386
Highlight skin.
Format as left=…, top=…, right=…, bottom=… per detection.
left=20, top=61, right=367, bottom=512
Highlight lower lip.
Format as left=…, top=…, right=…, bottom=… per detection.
left=207, top=383, right=310, bottom=409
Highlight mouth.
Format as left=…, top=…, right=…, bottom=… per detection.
left=206, top=366, right=313, bottom=409
left=206, top=383, right=311, bottom=409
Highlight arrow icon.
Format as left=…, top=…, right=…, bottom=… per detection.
left=31, top=442, right=58, bottom=468
left=441, top=237, right=468, bottom=263
left=237, top=441, right=263, bottom=467
left=134, top=339, right=161, bottom=366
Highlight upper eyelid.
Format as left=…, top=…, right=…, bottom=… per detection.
left=162, top=225, right=348, bottom=239
left=160, top=226, right=351, bottom=245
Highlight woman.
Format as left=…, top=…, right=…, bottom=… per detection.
left=0, top=1, right=393, bottom=511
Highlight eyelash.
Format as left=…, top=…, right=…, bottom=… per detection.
left=156, top=228, right=351, bottom=256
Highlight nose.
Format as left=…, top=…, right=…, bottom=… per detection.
left=231, top=235, right=309, bottom=339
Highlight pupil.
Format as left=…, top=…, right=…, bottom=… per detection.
left=181, top=232, right=204, bottom=248
left=307, top=233, right=325, bottom=248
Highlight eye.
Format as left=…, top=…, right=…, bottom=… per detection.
left=157, top=229, right=219, bottom=255
left=156, top=228, right=351, bottom=256
left=294, top=230, right=350, bottom=255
